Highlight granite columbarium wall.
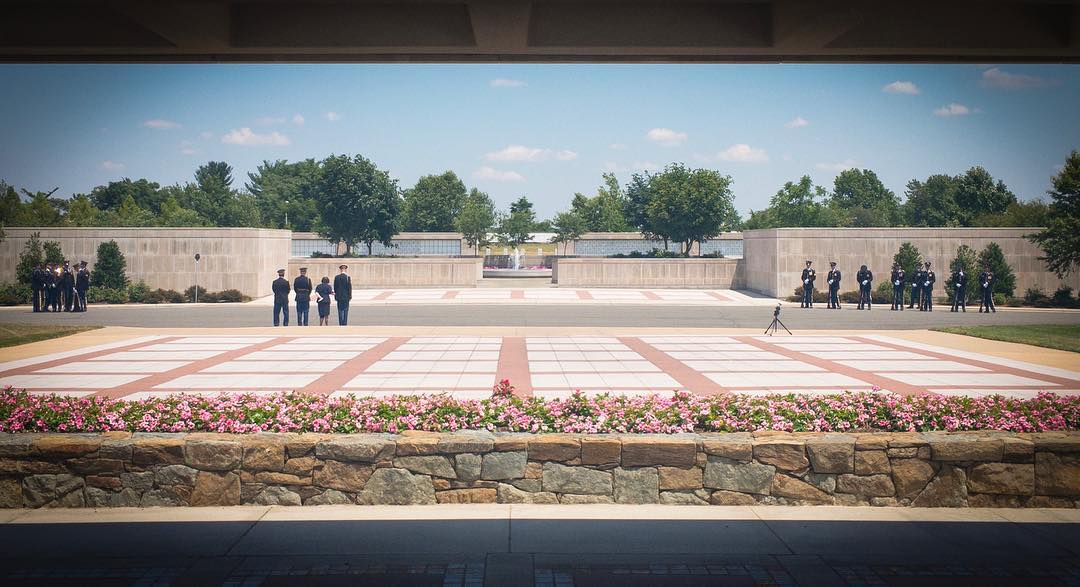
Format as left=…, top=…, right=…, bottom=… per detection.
left=1, top=431, right=1077, bottom=508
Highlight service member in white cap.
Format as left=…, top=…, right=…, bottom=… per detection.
left=271, top=268, right=290, bottom=326
left=333, top=264, right=352, bottom=325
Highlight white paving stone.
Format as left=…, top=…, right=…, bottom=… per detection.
left=667, top=351, right=785, bottom=360
left=201, top=360, right=346, bottom=373
left=704, top=372, right=870, bottom=388
left=775, top=343, right=892, bottom=352
left=90, top=350, right=225, bottom=361
left=838, top=360, right=988, bottom=372
left=683, top=360, right=825, bottom=372
left=37, top=361, right=189, bottom=374
left=154, top=374, right=320, bottom=389
left=26, top=390, right=97, bottom=397
left=242, top=351, right=362, bottom=360
left=0, top=374, right=147, bottom=389
left=804, top=351, right=931, bottom=360
left=139, top=343, right=255, bottom=351
left=877, top=372, right=1058, bottom=387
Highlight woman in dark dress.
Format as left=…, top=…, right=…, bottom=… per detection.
left=315, top=276, right=333, bottom=326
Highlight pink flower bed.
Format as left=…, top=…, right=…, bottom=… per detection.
left=2, top=383, right=1078, bottom=435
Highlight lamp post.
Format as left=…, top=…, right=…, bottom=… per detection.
left=284, top=200, right=289, bottom=228
left=194, top=253, right=200, bottom=303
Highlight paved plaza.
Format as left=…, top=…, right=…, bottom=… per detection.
left=3, top=332, right=1077, bottom=400
left=248, top=287, right=779, bottom=306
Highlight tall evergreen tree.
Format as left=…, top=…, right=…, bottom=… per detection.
left=1029, top=150, right=1080, bottom=278
left=977, top=242, right=1016, bottom=297
left=92, top=240, right=128, bottom=290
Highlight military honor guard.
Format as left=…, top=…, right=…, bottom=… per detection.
left=60, top=262, right=75, bottom=312
left=271, top=268, right=290, bottom=326
left=979, top=267, right=997, bottom=313
left=46, top=263, right=59, bottom=312
left=950, top=263, right=968, bottom=313
left=293, top=267, right=313, bottom=326
left=856, top=264, right=873, bottom=310
left=826, top=261, right=842, bottom=309
left=920, top=262, right=936, bottom=311
left=908, top=264, right=923, bottom=309
left=30, top=263, right=45, bottom=312
left=334, top=264, right=353, bottom=325
left=74, top=262, right=90, bottom=312
left=890, top=263, right=905, bottom=311
left=800, top=260, right=817, bottom=308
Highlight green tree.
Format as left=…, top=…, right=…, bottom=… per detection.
left=570, top=173, right=630, bottom=232
left=92, top=240, right=128, bottom=290
left=1029, top=150, right=1080, bottom=278
left=15, top=233, right=44, bottom=284
left=217, top=193, right=263, bottom=227
left=901, top=175, right=961, bottom=227
left=640, top=164, right=738, bottom=255
left=954, top=166, right=1017, bottom=226
left=400, top=171, right=467, bottom=232
left=945, top=244, right=979, bottom=303
left=158, top=195, right=206, bottom=227
left=973, top=199, right=1051, bottom=227
left=978, top=242, right=1016, bottom=297
left=0, top=182, right=21, bottom=224
left=64, top=194, right=101, bottom=226
left=102, top=195, right=155, bottom=227
left=89, top=179, right=164, bottom=213
left=313, top=154, right=400, bottom=254
left=245, top=159, right=320, bottom=231
left=744, top=176, right=833, bottom=229
left=495, top=197, right=535, bottom=249
left=195, top=161, right=233, bottom=195
left=550, top=210, right=587, bottom=255
left=20, top=188, right=62, bottom=226
left=43, top=240, right=65, bottom=266
left=893, top=242, right=923, bottom=278
left=454, top=188, right=496, bottom=256
left=829, top=168, right=901, bottom=227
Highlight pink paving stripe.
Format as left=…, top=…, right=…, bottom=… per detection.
left=510, top=290, right=525, bottom=299
left=373, top=291, right=394, bottom=300
left=738, top=336, right=927, bottom=396
left=618, top=337, right=722, bottom=396
left=299, top=337, right=411, bottom=396
left=496, top=336, right=532, bottom=396
left=97, top=337, right=290, bottom=399
left=441, top=290, right=460, bottom=299
left=0, top=336, right=186, bottom=377
left=705, top=291, right=730, bottom=301
left=851, top=336, right=1078, bottom=389
left=641, top=291, right=662, bottom=300
left=576, top=290, right=594, bottom=300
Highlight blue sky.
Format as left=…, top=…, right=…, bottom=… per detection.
left=0, top=63, right=1077, bottom=219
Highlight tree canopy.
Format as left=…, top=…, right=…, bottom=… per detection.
left=454, top=189, right=496, bottom=255
left=400, top=171, right=467, bottom=232
left=313, top=154, right=401, bottom=254
left=629, top=164, right=739, bottom=255
left=1029, top=151, right=1080, bottom=278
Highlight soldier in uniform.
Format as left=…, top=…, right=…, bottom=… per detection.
left=30, top=263, right=44, bottom=313
left=75, top=261, right=90, bottom=312
left=271, top=268, right=290, bottom=326
left=950, top=263, right=968, bottom=313
left=60, top=262, right=75, bottom=312
left=334, top=264, right=353, bottom=325
left=826, top=261, right=841, bottom=309
left=920, top=261, right=936, bottom=311
left=800, top=260, right=816, bottom=308
left=890, top=263, right=905, bottom=311
left=45, top=264, right=59, bottom=312
left=979, top=267, right=997, bottom=313
left=856, top=264, right=873, bottom=310
left=293, top=267, right=313, bottom=326
left=908, top=263, right=923, bottom=309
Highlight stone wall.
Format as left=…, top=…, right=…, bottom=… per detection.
left=0, top=227, right=291, bottom=298
left=1, top=431, right=1077, bottom=508
left=742, top=227, right=1079, bottom=298
left=553, top=258, right=746, bottom=288
left=286, top=257, right=482, bottom=288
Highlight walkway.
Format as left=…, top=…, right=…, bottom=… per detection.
left=247, top=288, right=780, bottom=306
left=2, top=505, right=1079, bottom=586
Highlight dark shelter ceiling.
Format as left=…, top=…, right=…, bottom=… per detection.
left=1, top=0, right=1078, bottom=63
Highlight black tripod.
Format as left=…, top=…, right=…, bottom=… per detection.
left=764, top=304, right=792, bottom=336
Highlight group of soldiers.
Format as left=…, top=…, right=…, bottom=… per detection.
left=271, top=265, right=353, bottom=326
left=30, top=262, right=91, bottom=313
left=800, top=260, right=999, bottom=313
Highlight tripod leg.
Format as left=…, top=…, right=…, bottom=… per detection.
left=776, top=318, right=792, bottom=335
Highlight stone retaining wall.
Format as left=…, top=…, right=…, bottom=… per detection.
left=553, top=258, right=746, bottom=288
left=1, top=432, right=1077, bottom=508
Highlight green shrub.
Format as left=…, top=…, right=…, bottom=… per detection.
left=216, top=289, right=247, bottom=303
left=0, top=282, right=32, bottom=305
left=310, top=251, right=333, bottom=258
left=790, top=285, right=829, bottom=303
left=92, top=240, right=128, bottom=290
left=144, top=288, right=184, bottom=304
left=1024, top=286, right=1051, bottom=307
left=127, top=280, right=151, bottom=303
left=1052, top=286, right=1076, bottom=308
left=87, top=286, right=127, bottom=304
left=838, top=290, right=860, bottom=304
left=184, top=285, right=208, bottom=303
left=995, top=293, right=1010, bottom=307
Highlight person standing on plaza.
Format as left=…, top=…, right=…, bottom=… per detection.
left=333, top=264, right=352, bottom=325
left=908, top=263, right=924, bottom=309
left=271, top=268, right=290, bottom=326
left=800, top=260, right=816, bottom=308
left=45, top=264, right=59, bottom=312
left=950, top=263, right=968, bottom=313
left=60, top=262, right=75, bottom=312
left=890, top=263, right=905, bottom=311
left=856, top=264, right=873, bottom=310
left=921, top=261, right=936, bottom=311
left=293, top=267, right=313, bottom=326
left=979, top=268, right=997, bottom=313
left=315, top=276, right=333, bottom=326
left=826, top=261, right=841, bottom=309
left=30, top=263, right=44, bottom=313
left=74, top=261, right=90, bottom=312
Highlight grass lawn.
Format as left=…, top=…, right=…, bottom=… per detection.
left=933, top=324, right=1080, bottom=353
left=0, top=323, right=102, bottom=349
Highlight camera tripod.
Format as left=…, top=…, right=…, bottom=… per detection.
left=764, top=305, right=792, bottom=336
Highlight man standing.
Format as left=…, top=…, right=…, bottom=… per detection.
left=75, top=262, right=90, bottom=312
left=826, top=261, right=841, bottom=310
left=979, top=267, right=996, bottom=313
left=60, top=262, right=75, bottom=312
left=908, top=263, right=923, bottom=310
left=30, top=263, right=43, bottom=313
left=334, top=264, right=352, bottom=325
left=293, top=267, right=313, bottom=326
left=272, top=268, right=290, bottom=326
left=857, top=264, right=873, bottom=310
left=921, top=261, right=936, bottom=311
left=890, top=263, right=905, bottom=311
left=45, top=264, right=59, bottom=312
left=800, top=260, right=816, bottom=308
left=950, top=264, right=968, bottom=313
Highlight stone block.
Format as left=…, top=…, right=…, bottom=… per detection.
left=560, top=494, right=615, bottom=504
left=357, top=468, right=436, bottom=505
left=436, top=434, right=494, bottom=454
left=66, top=457, right=125, bottom=475
left=132, top=438, right=185, bottom=466
left=31, top=436, right=100, bottom=458
left=253, top=486, right=302, bottom=506
left=313, top=460, right=374, bottom=492
left=770, top=474, right=833, bottom=504
left=305, top=489, right=352, bottom=505
left=580, top=437, right=621, bottom=466
left=98, top=439, right=133, bottom=461
left=854, top=435, right=889, bottom=450
left=702, top=434, right=753, bottom=461
left=121, top=471, right=155, bottom=492
left=709, top=490, right=757, bottom=505
left=614, top=467, right=659, bottom=504
left=141, top=485, right=192, bottom=507
left=191, top=471, right=240, bottom=506
left=806, top=440, right=854, bottom=474
left=1035, top=453, right=1080, bottom=496
left=315, top=437, right=395, bottom=463
left=887, top=448, right=919, bottom=458
left=286, top=434, right=330, bottom=458
left=541, top=462, right=612, bottom=495
left=1033, top=436, right=1080, bottom=453
left=0, top=477, right=22, bottom=508
left=482, top=451, right=527, bottom=480
left=241, top=437, right=285, bottom=472
left=1002, top=438, right=1034, bottom=463
left=753, top=440, right=809, bottom=471
left=254, top=471, right=311, bottom=486
left=433, top=478, right=451, bottom=491
left=86, top=475, right=122, bottom=491
left=155, top=464, right=198, bottom=486
left=836, top=474, right=895, bottom=497
left=930, top=436, right=1003, bottom=462
left=493, top=435, right=529, bottom=452
left=394, top=455, right=456, bottom=479
left=912, top=465, right=968, bottom=507
left=436, top=488, right=497, bottom=504
left=854, top=451, right=891, bottom=475
left=703, top=456, right=774, bottom=495
left=891, top=459, right=936, bottom=499
left=528, top=437, right=580, bottom=462
left=0, top=435, right=33, bottom=458
left=622, top=437, right=696, bottom=468
left=659, top=490, right=710, bottom=506
left=969, top=463, right=1034, bottom=495
left=525, top=462, right=543, bottom=479
left=395, top=434, right=441, bottom=456
left=455, top=453, right=482, bottom=481
left=510, top=479, right=542, bottom=492
left=658, top=466, right=703, bottom=490
left=497, top=483, right=559, bottom=504
left=184, top=440, right=242, bottom=471
left=284, top=457, right=316, bottom=476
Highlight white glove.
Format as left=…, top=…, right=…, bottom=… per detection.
left=803, top=279, right=809, bottom=285
left=827, top=280, right=833, bottom=285
left=983, top=283, right=988, bottom=288
left=894, top=281, right=900, bottom=286
left=862, top=280, right=868, bottom=286
left=924, top=281, right=930, bottom=286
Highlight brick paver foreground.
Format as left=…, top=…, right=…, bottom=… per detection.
left=1, top=334, right=1077, bottom=400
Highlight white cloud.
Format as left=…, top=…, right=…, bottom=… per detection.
left=490, top=78, right=526, bottom=88
left=554, top=150, right=578, bottom=161
left=199, top=131, right=214, bottom=140
left=785, top=117, right=809, bottom=129
left=484, top=145, right=577, bottom=162
left=292, top=114, right=305, bottom=125
left=255, top=116, right=286, bottom=126
left=711, top=143, right=769, bottom=164
left=220, top=127, right=291, bottom=146
left=646, top=127, right=688, bottom=147
left=815, top=159, right=858, bottom=172
left=608, top=143, right=627, bottom=150
left=472, top=166, right=524, bottom=182
left=882, top=81, right=920, bottom=95
left=142, top=119, right=181, bottom=130
left=101, top=160, right=125, bottom=171
left=933, top=102, right=973, bottom=117
left=979, top=67, right=1061, bottom=90
left=325, top=111, right=341, bottom=122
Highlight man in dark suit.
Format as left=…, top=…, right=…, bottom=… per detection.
left=271, top=268, right=290, bottom=326
left=45, top=264, right=59, bottom=312
left=333, top=264, right=352, bottom=326
left=60, top=262, right=75, bottom=312
left=30, top=264, right=44, bottom=313
left=908, top=264, right=923, bottom=309
left=979, top=267, right=997, bottom=314
left=950, top=264, right=968, bottom=313
left=800, top=260, right=816, bottom=308
left=75, top=262, right=90, bottom=312
left=890, top=263, right=905, bottom=311
left=856, top=265, right=873, bottom=310
left=921, top=261, right=936, bottom=311
left=293, top=267, right=313, bottom=326
left=826, top=261, right=841, bottom=310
